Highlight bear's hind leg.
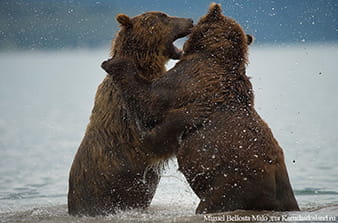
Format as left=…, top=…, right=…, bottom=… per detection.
left=194, top=175, right=247, bottom=214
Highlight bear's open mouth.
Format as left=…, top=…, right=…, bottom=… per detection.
left=167, top=29, right=192, bottom=60
left=172, top=43, right=182, bottom=59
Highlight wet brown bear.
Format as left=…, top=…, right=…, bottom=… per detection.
left=102, top=3, right=299, bottom=214
left=68, top=11, right=193, bottom=216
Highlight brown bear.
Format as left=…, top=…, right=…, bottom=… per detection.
left=68, top=11, right=193, bottom=216
left=101, top=3, right=299, bottom=214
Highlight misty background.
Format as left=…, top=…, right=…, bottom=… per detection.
left=1, top=0, right=337, bottom=50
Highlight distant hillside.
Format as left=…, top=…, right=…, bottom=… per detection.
left=0, top=0, right=337, bottom=50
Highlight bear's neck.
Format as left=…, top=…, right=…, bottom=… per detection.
left=185, top=53, right=247, bottom=76
left=135, top=56, right=168, bottom=80
left=183, top=54, right=254, bottom=109
left=112, top=52, right=167, bottom=81
left=111, top=36, right=168, bottom=80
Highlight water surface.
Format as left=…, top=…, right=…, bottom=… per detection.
left=0, top=44, right=337, bottom=222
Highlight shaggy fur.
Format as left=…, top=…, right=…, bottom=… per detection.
left=102, top=3, right=299, bottom=214
left=68, top=11, right=193, bottom=216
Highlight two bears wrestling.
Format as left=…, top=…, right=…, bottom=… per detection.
left=68, top=3, right=299, bottom=216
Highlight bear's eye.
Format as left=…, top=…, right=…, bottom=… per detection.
left=157, top=13, right=168, bottom=22
left=157, top=13, right=169, bottom=24
left=158, top=13, right=168, bottom=19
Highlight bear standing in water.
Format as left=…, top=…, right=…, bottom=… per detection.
left=68, top=12, right=193, bottom=216
left=102, top=3, right=299, bottom=214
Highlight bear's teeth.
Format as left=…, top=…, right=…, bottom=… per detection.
left=174, top=46, right=182, bottom=55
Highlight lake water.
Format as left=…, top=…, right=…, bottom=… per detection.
left=0, top=44, right=337, bottom=222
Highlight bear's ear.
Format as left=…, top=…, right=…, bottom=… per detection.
left=205, top=3, right=222, bottom=21
left=116, top=14, right=133, bottom=28
left=246, top=34, right=254, bottom=45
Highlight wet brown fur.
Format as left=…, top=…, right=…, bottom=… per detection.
left=102, top=3, right=299, bottom=214
left=177, top=4, right=299, bottom=213
left=68, top=11, right=193, bottom=216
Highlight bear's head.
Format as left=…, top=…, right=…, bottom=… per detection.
left=183, top=3, right=253, bottom=67
left=111, top=12, right=193, bottom=80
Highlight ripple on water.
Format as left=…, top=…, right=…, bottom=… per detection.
left=295, top=188, right=338, bottom=196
